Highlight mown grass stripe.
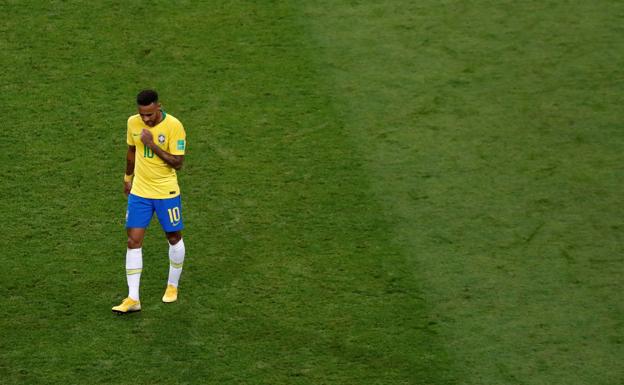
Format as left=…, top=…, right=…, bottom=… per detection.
left=303, top=1, right=624, bottom=384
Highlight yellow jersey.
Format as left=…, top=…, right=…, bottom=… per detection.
left=126, top=111, right=186, bottom=199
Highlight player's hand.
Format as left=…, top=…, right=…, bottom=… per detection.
left=124, top=181, right=132, bottom=196
left=140, top=129, right=154, bottom=147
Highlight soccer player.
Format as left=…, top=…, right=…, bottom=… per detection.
left=112, top=90, right=187, bottom=313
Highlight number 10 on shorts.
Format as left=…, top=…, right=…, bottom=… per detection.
left=168, top=207, right=181, bottom=224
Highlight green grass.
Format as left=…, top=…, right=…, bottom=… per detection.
left=1, top=1, right=623, bottom=384
left=302, top=2, right=624, bottom=384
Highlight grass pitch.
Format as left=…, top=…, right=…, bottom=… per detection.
left=1, top=1, right=622, bottom=384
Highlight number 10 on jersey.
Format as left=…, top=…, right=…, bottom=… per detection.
left=144, top=146, right=154, bottom=158
left=168, top=207, right=181, bottom=224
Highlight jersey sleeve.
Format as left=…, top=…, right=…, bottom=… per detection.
left=126, top=118, right=135, bottom=146
left=169, top=122, right=186, bottom=155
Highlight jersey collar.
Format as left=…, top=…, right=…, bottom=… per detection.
left=147, top=110, right=167, bottom=128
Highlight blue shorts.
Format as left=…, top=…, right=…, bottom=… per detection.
left=126, top=194, right=184, bottom=232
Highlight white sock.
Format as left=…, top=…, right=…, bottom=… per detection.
left=126, top=248, right=143, bottom=301
left=167, top=239, right=185, bottom=287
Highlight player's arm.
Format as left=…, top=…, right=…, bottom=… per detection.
left=140, top=129, right=184, bottom=170
left=124, top=146, right=136, bottom=195
left=151, top=145, right=184, bottom=170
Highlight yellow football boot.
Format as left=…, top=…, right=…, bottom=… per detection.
left=112, top=297, right=141, bottom=313
left=162, top=284, right=178, bottom=303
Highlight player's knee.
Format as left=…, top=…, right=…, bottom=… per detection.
left=127, top=237, right=143, bottom=249
left=167, top=232, right=182, bottom=245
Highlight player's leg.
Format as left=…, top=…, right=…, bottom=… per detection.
left=113, top=194, right=153, bottom=313
left=125, top=227, right=146, bottom=301
left=154, top=196, right=185, bottom=302
left=166, top=230, right=184, bottom=282
left=162, top=231, right=185, bottom=302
